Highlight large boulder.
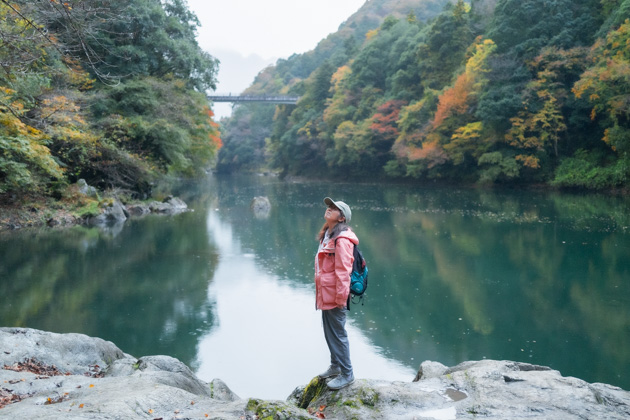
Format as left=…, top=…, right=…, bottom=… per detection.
left=148, top=196, right=189, bottom=214
left=0, top=328, right=244, bottom=419
left=289, top=360, right=630, bottom=419
left=1, top=328, right=629, bottom=419
left=88, top=199, right=128, bottom=227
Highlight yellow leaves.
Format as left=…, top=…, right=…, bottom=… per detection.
left=516, top=154, right=540, bottom=169
left=451, top=122, right=483, bottom=142
left=366, top=29, right=379, bottom=41
left=41, top=95, right=84, bottom=125
left=432, top=38, right=496, bottom=130
left=465, top=37, right=496, bottom=77
left=330, top=65, right=351, bottom=90
left=297, top=121, right=315, bottom=139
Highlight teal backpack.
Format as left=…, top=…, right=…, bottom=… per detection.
left=350, top=244, right=368, bottom=298
left=340, top=240, right=368, bottom=308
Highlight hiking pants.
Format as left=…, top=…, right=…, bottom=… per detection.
left=322, top=307, right=353, bottom=375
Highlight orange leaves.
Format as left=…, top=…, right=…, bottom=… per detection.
left=209, top=134, right=222, bottom=149
left=516, top=154, right=540, bottom=169
left=308, top=404, right=327, bottom=418
left=408, top=139, right=448, bottom=168
left=370, top=100, right=406, bottom=142
left=432, top=72, right=473, bottom=127
left=433, top=38, right=496, bottom=129
left=571, top=20, right=630, bottom=151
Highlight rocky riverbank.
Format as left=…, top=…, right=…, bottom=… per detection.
left=0, top=179, right=189, bottom=231
left=1, top=328, right=629, bottom=419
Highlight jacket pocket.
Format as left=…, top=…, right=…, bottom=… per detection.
left=320, top=275, right=337, bottom=305
left=321, top=254, right=335, bottom=273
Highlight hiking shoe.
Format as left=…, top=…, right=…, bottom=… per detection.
left=318, top=365, right=341, bottom=379
left=327, top=372, right=355, bottom=390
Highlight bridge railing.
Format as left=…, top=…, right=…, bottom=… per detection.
left=207, top=94, right=300, bottom=104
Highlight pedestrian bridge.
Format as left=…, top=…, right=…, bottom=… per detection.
left=207, top=94, right=299, bottom=105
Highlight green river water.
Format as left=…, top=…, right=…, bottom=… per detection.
left=1, top=174, right=628, bottom=399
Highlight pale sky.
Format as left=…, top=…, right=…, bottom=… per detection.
left=186, top=0, right=366, bottom=118
left=187, top=0, right=366, bottom=60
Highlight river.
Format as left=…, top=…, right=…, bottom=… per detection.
left=1, top=174, right=628, bottom=399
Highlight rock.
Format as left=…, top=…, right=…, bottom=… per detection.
left=76, top=179, right=99, bottom=198
left=290, top=360, right=630, bottom=419
left=413, top=360, right=448, bottom=381
left=0, top=328, right=245, bottom=419
left=46, top=214, right=78, bottom=227
left=88, top=199, right=127, bottom=226
left=125, top=203, right=151, bottom=216
left=149, top=196, right=188, bottom=214
left=250, top=196, right=271, bottom=219
left=1, top=328, right=629, bottom=419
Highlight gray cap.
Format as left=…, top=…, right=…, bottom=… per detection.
left=324, top=197, right=351, bottom=223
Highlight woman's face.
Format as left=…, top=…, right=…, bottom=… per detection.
left=325, top=205, right=344, bottom=226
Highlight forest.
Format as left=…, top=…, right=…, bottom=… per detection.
left=217, top=0, right=630, bottom=190
left=2, top=0, right=629, bottom=215
left=0, top=0, right=221, bottom=204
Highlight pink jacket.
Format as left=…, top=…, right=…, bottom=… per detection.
left=314, top=229, right=359, bottom=310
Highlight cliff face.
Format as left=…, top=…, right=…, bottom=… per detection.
left=1, top=327, right=629, bottom=419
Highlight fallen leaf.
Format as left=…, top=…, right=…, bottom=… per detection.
left=319, top=404, right=326, bottom=411
left=89, top=384, right=94, bottom=388
left=79, top=404, right=84, bottom=408
left=316, top=412, right=326, bottom=419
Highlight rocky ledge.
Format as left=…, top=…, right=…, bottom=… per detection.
left=1, top=328, right=628, bottom=419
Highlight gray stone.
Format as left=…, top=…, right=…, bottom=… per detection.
left=251, top=196, right=271, bottom=219
left=1, top=328, right=629, bottom=420
left=88, top=199, right=127, bottom=226
left=414, top=360, right=449, bottom=381
left=149, top=196, right=188, bottom=214
left=76, top=179, right=98, bottom=198
left=124, top=203, right=151, bottom=216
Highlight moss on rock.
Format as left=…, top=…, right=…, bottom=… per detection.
left=246, top=398, right=312, bottom=420
left=296, top=376, right=328, bottom=409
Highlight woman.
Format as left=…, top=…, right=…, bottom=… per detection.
left=314, top=197, right=358, bottom=390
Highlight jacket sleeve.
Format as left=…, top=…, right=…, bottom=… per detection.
left=334, top=238, right=354, bottom=306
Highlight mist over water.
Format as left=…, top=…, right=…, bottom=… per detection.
left=1, top=174, right=628, bottom=398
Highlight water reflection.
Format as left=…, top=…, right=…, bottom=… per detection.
left=195, top=209, right=414, bottom=399
left=0, top=212, right=218, bottom=368
left=1, top=175, right=628, bottom=399
left=204, top=176, right=630, bottom=392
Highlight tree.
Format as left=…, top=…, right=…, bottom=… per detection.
left=0, top=88, right=64, bottom=194
left=573, top=19, right=630, bottom=155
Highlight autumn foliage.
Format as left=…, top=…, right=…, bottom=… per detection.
left=0, top=0, right=221, bottom=198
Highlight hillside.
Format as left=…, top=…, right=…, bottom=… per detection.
left=217, top=0, right=630, bottom=190
left=0, top=0, right=221, bottom=207
left=215, top=0, right=453, bottom=173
